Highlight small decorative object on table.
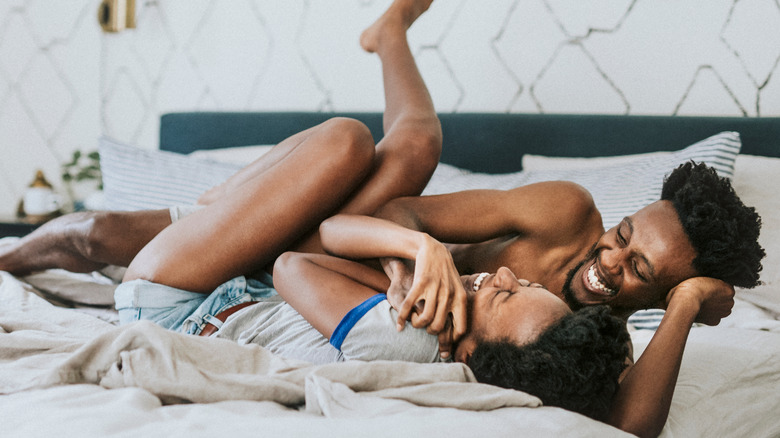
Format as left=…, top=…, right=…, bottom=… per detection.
left=62, top=150, right=104, bottom=211
left=17, top=169, right=62, bottom=225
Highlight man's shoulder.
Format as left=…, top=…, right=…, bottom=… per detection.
left=507, top=180, right=597, bottom=212
left=505, top=181, right=602, bottom=235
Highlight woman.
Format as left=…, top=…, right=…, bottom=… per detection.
left=0, top=0, right=464, bottom=349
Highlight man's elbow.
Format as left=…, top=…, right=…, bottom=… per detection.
left=373, top=198, right=422, bottom=231
left=373, top=198, right=405, bottom=219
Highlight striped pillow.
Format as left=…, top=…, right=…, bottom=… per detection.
left=425, top=131, right=741, bottom=229
left=99, top=137, right=242, bottom=211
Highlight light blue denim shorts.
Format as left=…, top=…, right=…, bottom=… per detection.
left=114, top=273, right=277, bottom=335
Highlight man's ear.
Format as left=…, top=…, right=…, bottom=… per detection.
left=454, top=335, right=478, bottom=364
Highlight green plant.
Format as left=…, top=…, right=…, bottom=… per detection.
left=62, top=150, right=102, bottom=190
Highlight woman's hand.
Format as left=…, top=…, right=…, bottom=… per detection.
left=395, top=235, right=468, bottom=359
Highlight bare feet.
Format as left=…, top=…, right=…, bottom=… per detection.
left=0, top=213, right=108, bottom=276
left=360, top=0, right=434, bottom=53
left=0, top=209, right=170, bottom=276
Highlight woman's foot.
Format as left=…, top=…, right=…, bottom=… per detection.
left=360, top=0, right=434, bottom=53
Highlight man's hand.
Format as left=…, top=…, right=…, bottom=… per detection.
left=394, top=235, right=467, bottom=359
left=666, top=277, right=735, bottom=325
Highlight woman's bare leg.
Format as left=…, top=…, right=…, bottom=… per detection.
left=1, top=0, right=440, bottom=287
left=0, top=124, right=359, bottom=276
left=346, top=0, right=440, bottom=211
left=197, top=125, right=335, bottom=206
left=124, top=117, right=376, bottom=293
left=291, top=0, right=441, bottom=253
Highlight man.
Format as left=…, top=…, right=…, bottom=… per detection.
left=368, top=160, right=764, bottom=437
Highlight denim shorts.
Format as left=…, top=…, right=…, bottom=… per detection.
left=114, top=273, right=277, bottom=335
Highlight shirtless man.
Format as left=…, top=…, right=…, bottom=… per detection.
left=366, top=160, right=764, bottom=437
left=0, top=1, right=764, bottom=437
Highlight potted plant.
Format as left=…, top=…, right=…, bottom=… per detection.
left=61, top=150, right=103, bottom=211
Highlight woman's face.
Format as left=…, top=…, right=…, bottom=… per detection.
left=455, top=267, right=572, bottom=362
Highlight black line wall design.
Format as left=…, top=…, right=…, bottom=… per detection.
left=0, top=0, right=778, bottom=216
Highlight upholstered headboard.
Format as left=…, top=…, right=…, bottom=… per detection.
left=160, top=112, right=780, bottom=173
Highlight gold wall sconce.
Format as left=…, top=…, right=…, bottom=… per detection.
left=98, top=0, right=137, bottom=33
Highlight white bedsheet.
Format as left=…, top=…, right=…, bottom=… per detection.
left=1, top=270, right=779, bottom=438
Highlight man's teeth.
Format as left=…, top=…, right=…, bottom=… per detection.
left=587, top=265, right=616, bottom=294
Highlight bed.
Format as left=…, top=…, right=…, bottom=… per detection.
left=1, top=112, right=779, bottom=437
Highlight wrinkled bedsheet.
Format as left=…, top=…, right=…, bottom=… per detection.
left=1, top=270, right=779, bottom=437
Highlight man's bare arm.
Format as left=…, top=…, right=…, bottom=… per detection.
left=608, top=277, right=735, bottom=438
left=373, top=181, right=601, bottom=244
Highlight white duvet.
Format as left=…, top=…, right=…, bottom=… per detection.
left=1, top=270, right=779, bottom=438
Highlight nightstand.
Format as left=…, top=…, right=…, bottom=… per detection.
left=0, top=217, right=41, bottom=237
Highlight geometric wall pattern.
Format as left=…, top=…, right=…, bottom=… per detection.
left=0, top=0, right=778, bottom=217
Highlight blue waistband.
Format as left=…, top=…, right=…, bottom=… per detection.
left=329, top=294, right=387, bottom=350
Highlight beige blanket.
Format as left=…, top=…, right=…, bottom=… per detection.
left=0, top=272, right=540, bottom=416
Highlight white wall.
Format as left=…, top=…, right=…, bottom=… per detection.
left=1, top=0, right=779, bottom=217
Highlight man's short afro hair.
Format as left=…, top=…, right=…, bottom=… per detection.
left=661, top=161, right=764, bottom=288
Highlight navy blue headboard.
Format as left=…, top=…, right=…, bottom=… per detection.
left=160, top=112, right=780, bottom=173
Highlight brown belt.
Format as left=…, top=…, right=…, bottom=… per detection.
left=198, top=301, right=258, bottom=337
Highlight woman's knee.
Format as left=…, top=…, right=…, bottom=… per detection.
left=383, top=126, right=442, bottom=183
left=404, top=127, right=442, bottom=173
left=272, top=251, right=307, bottom=279
left=320, top=117, right=375, bottom=164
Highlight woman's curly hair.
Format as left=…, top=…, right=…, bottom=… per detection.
left=467, top=305, right=629, bottom=421
left=661, top=161, right=764, bottom=288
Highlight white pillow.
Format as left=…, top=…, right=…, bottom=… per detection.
left=522, top=150, right=672, bottom=171
left=99, top=137, right=242, bottom=211
left=632, top=327, right=780, bottom=436
left=731, top=154, right=780, bottom=318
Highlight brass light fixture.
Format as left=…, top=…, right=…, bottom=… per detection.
left=98, top=0, right=136, bottom=33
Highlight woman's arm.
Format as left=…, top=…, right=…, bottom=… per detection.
left=319, top=214, right=467, bottom=351
left=272, top=251, right=389, bottom=338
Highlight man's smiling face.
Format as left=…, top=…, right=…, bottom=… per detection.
left=561, top=200, right=698, bottom=313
